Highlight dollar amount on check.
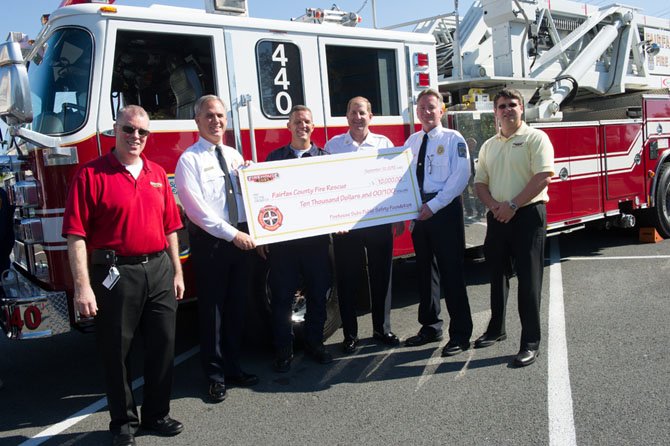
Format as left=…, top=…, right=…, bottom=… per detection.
left=240, top=147, right=421, bottom=244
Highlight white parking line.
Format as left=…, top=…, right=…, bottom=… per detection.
left=19, top=346, right=200, bottom=446
left=361, top=348, right=395, bottom=380
left=548, top=238, right=578, bottom=446
left=415, top=343, right=446, bottom=391
left=565, top=255, right=670, bottom=260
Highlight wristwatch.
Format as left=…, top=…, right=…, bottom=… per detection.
left=507, top=200, right=518, bottom=211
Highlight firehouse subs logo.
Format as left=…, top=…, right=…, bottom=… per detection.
left=247, top=173, right=280, bottom=183
left=258, top=205, right=283, bottom=231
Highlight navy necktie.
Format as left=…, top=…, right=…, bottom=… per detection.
left=416, top=133, right=429, bottom=193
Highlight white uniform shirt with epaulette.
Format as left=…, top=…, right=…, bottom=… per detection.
left=404, top=124, right=470, bottom=214
left=174, top=137, right=246, bottom=242
left=325, top=131, right=393, bottom=154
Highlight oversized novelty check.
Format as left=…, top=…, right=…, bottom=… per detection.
left=240, top=147, right=421, bottom=245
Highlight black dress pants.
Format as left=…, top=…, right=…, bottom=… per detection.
left=92, top=251, right=177, bottom=435
left=268, top=236, right=331, bottom=352
left=411, top=197, right=473, bottom=343
left=189, top=224, right=251, bottom=384
left=333, top=224, right=393, bottom=339
left=483, top=202, right=546, bottom=350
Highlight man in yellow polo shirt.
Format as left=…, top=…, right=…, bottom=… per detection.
left=473, top=88, right=554, bottom=367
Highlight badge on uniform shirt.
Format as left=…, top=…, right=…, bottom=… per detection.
left=437, top=145, right=445, bottom=155
left=457, top=142, right=467, bottom=158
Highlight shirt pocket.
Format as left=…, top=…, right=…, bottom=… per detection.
left=202, top=167, right=226, bottom=201
left=428, top=155, right=451, bottom=182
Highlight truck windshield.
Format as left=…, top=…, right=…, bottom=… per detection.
left=27, top=28, right=92, bottom=135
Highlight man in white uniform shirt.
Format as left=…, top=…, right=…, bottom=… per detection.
left=325, top=97, right=401, bottom=353
left=403, top=89, right=473, bottom=357
left=174, top=95, right=258, bottom=404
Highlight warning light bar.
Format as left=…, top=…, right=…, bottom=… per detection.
left=293, top=6, right=361, bottom=27
left=58, top=0, right=115, bottom=6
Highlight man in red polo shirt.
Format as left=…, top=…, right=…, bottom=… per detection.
left=63, top=105, right=184, bottom=446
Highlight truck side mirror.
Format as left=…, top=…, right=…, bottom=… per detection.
left=0, top=41, right=33, bottom=126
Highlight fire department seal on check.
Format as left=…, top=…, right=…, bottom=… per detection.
left=258, top=205, right=283, bottom=231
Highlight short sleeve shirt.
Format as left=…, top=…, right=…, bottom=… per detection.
left=474, top=122, right=555, bottom=204
left=62, top=151, right=182, bottom=256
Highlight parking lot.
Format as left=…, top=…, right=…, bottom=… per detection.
left=1, top=226, right=669, bottom=445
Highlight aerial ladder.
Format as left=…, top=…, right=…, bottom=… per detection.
left=421, top=0, right=670, bottom=122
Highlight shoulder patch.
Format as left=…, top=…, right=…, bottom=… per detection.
left=457, top=142, right=467, bottom=158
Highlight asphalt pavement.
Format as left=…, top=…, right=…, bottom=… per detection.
left=1, top=226, right=668, bottom=446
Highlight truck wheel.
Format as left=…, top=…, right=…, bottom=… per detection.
left=248, top=256, right=341, bottom=345
left=652, top=162, right=670, bottom=238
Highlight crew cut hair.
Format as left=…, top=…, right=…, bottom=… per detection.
left=288, top=105, right=312, bottom=121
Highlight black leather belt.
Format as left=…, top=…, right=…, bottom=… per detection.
left=115, top=251, right=164, bottom=265
left=421, top=192, right=438, bottom=203
left=91, top=249, right=164, bottom=266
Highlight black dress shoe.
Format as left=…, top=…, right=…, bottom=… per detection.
left=304, top=344, right=333, bottom=364
left=513, top=349, right=539, bottom=367
left=208, top=382, right=227, bottom=402
left=341, top=337, right=359, bottom=354
left=474, top=332, right=507, bottom=349
left=405, top=332, right=442, bottom=347
left=373, top=331, right=400, bottom=346
left=274, top=355, right=293, bottom=373
left=441, top=341, right=470, bottom=357
left=141, top=416, right=184, bottom=436
left=112, top=433, right=135, bottom=446
left=225, top=372, right=259, bottom=387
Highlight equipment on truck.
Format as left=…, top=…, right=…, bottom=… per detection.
left=413, top=0, right=670, bottom=240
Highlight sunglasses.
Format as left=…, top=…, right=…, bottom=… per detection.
left=119, top=125, right=150, bottom=137
left=496, top=103, right=520, bottom=110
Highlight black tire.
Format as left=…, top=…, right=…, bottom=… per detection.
left=651, top=162, right=670, bottom=238
left=246, top=251, right=341, bottom=346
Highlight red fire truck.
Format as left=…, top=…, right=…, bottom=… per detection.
left=1, top=0, right=669, bottom=340
left=0, top=0, right=438, bottom=339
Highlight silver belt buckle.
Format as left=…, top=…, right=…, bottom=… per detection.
left=141, top=255, right=150, bottom=264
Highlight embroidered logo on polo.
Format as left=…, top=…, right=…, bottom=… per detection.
left=512, top=142, right=525, bottom=147
left=258, top=205, right=283, bottom=231
left=150, top=181, right=164, bottom=188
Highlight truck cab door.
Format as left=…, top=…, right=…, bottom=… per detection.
left=98, top=21, right=233, bottom=170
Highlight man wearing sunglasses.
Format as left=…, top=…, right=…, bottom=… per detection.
left=403, top=89, right=473, bottom=357
left=63, top=105, right=185, bottom=446
left=473, top=88, right=555, bottom=367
